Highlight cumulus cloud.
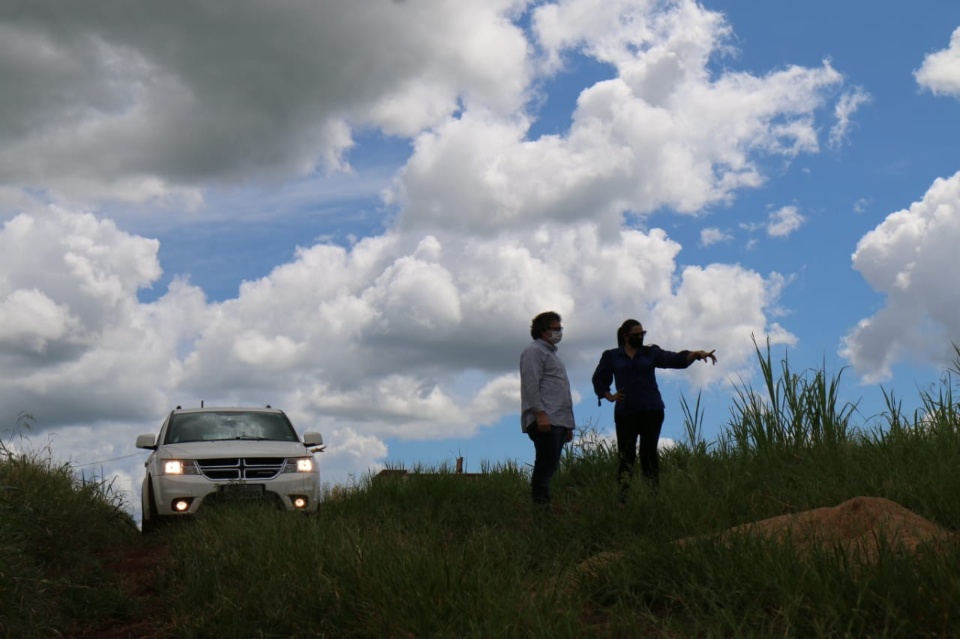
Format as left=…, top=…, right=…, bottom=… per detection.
left=916, top=26, right=960, bottom=97
left=767, top=206, right=805, bottom=237
left=0, top=0, right=532, bottom=202
left=391, top=0, right=843, bottom=235
left=700, top=227, right=733, bottom=247
left=179, top=221, right=777, bottom=416
left=4, top=206, right=792, bottom=485
left=842, top=171, right=960, bottom=382
left=829, top=88, right=871, bottom=148
left=0, top=289, right=78, bottom=355
left=0, top=208, right=211, bottom=425
left=0, top=0, right=855, bottom=490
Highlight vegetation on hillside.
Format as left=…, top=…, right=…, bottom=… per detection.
left=0, top=414, right=142, bottom=638
left=2, top=344, right=960, bottom=638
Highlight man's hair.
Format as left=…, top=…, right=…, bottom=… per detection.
left=530, top=311, right=561, bottom=340
left=617, top=318, right=641, bottom=347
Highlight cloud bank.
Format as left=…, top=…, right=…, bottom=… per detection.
left=843, top=171, right=960, bottom=382
left=0, top=0, right=866, bottom=493
left=916, top=27, right=960, bottom=97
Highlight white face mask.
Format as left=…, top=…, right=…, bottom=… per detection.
left=548, top=330, right=563, bottom=345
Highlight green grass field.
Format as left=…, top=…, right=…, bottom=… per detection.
left=3, top=345, right=960, bottom=638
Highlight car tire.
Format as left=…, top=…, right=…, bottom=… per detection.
left=141, top=479, right=161, bottom=535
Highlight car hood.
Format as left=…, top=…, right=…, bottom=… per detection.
left=158, top=440, right=310, bottom=459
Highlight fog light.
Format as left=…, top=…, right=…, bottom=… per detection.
left=173, top=498, right=193, bottom=512
left=292, top=496, right=308, bottom=509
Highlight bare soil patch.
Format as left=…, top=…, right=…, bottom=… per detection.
left=66, top=542, right=171, bottom=639
left=570, top=497, right=958, bottom=592
left=722, top=496, right=957, bottom=560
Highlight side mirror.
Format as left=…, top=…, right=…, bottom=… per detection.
left=136, top=434, right=157, bottom=450
left=303, top=432, right=324, bottom=447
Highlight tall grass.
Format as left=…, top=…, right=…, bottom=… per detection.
left=726, top=337, right=858, bottom=456
left=0, top=414, right=142, bottom=638
left=4, top=347, right=960, bottom=637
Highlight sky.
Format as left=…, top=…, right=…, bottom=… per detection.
left=2, top=0, right=960, bottom=520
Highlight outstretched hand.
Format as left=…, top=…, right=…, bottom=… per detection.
left=692, top=349, right=717, bottom=365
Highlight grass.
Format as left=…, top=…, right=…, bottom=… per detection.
left=3, top=345, right=960, bottom=637
left=0, top=414, right=142, bottom=638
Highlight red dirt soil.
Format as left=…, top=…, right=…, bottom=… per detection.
left=66, top=543, right=171, bottom=639
left=571, top=496, right=958, bottom=591
left=721, top=495, right=957, bottom=559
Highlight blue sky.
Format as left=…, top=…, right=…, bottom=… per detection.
left=2, top=0, right=960, bottom=516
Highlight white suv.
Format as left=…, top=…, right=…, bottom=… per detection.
left=135, top=406, right=325, bottom=532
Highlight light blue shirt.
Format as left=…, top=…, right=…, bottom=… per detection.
left=519, top=338, right=575, bottom=432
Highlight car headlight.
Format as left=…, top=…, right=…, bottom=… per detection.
left=162, top=460, right=199, bottom=475
left=284, top=457, right=314, bottom=473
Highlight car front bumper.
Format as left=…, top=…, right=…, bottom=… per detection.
left=152, top=473, right=321, bottom=515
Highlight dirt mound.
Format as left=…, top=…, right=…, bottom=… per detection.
left=722, top=496, right=956, bottom=560
left=566, top=497, right=957, bottom=593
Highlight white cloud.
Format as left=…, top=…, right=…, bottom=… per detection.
left=916, top=26, right=960, bottom=97
left=533, top=0, right=730, bottom=76
left=2, top=0, right=847, bottom=235
left=0, top=0, right=532, bottom=203
left=700, top=227, right=733, bottom=247
left=652, top=265, right=794, bottom=386
left=0, top=207, right=211, bottom=425
left=0, top=289, right=78, bottom=354
left=0, top=0, right=857, bottom=492
left=829, top=87, right=871, bottom=148
left=1, top=206, right=793, bottom=485
left=843, top=171, right=960, bottom=382
left=767, top=206, right=805, bottom=237
left=391, top=0, right=844, bottom=235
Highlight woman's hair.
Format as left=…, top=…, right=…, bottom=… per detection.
left=617, top=318, right=641, bottom=347
left=530, top=311, right=562, bottom=340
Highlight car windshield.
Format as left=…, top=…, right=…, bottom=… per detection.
left=164, top=411, right=299, bottom=444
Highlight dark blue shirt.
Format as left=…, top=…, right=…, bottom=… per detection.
left=592, top=345, right=692, bottom=415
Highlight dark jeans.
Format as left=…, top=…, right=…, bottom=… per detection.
left=527, top=425, right=568, bottom=505
left=615, top=409, right=665, bottom=497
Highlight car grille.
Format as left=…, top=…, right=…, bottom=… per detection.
left=195, top=458, right=286, bottom=481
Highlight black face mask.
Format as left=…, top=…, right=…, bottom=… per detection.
left=627, top=334, right=644, bottom=348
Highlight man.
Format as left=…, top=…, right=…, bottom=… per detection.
left=519, top=311, right=575, bottom=505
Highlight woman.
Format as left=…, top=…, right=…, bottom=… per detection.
left=592, top=319, right=716, bottom=499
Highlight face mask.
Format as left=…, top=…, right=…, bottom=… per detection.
left=627, top=334, right=644, bottom=348
left=548, top=330, right=563, bottom=345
